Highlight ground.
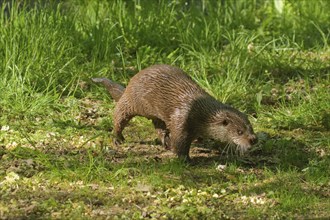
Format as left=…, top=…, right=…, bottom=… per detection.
left=1, top=96, right=329, bottom=219
left=0, top=1, right=329, bottom=219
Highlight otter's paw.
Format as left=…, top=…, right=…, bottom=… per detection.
left=177, top=154, right=191, bottom=164
left=113, top=134, right=124, bottom=145
left=162, top=135, right=171, bottom=150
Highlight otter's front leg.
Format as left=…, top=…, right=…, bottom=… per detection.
left=170, top=129, right=193, bottom=161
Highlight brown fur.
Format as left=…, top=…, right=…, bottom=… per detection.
left=92, top=64, right=257, bottom=160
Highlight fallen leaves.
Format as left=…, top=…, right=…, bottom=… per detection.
left=0, top=171, right=20, bottom=186
left=235, top=193, right=277, bottom=207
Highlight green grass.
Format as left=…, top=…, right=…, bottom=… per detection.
left=0, top=0, right=329, bottom=219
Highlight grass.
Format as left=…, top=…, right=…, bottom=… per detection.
left=0, top=0, right=329, bottom=219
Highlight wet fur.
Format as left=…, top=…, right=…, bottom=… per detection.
left=93, top=64, right=257, bottom=160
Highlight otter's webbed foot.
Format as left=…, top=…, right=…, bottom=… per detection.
left=161, top=133, right=171, bottom=150
left=114, top=134, right=125, bottom=145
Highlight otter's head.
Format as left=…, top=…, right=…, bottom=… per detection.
left=205, top=108, right=257, bottom=154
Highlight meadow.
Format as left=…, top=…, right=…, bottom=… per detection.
left=0, top=0, right=329, bottom=219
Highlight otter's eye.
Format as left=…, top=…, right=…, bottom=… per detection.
left=237, top=130, right=243, bottom=135
left=222, top=120, right=228, bottom=126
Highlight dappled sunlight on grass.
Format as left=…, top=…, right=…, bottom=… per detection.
left=0, top=0, right=329, bottom=219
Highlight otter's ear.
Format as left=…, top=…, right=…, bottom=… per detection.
left=222, top=119, right=229, bottom=126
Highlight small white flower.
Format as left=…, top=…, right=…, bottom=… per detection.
left=216, top=164, right=227, bottom=171
left=1, top=125, right=10, bottom=131
left=212, top=193, right=219, bottom=198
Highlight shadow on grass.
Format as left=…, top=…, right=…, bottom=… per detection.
left=0, top=132, right=323, bottom=185
left=191, top=136, right=319, bottom=172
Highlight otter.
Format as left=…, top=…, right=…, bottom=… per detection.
left=92, top=64, right=257, bottom=160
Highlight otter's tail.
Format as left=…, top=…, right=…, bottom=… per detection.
left=92, top=78, right=125, bottom=102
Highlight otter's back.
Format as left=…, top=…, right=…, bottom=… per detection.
left=124, top=65, right=208, bottom=120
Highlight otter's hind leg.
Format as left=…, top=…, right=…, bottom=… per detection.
left=152, top=119, right=170, bottom=149
left=113, top=98, right=135, bottom=144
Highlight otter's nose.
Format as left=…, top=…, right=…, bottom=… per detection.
left=249, top=135, right=258, bottom=145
